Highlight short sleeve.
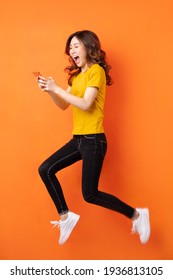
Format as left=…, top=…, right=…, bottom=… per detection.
left=87, top=65, right=105, bottom=89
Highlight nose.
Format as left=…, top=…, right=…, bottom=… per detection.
left=70, top=48, right=75, bottom=56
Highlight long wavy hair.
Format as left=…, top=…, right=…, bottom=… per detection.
left=64, top=30, right=113, bottom=86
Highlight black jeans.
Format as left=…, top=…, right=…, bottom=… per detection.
left=38, top=133, right=135, bottom=218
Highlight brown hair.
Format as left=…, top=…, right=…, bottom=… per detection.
left=64, top=30, right=113, bottom=86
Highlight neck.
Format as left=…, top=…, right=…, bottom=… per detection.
left=81, top=62, right=93, bottom=73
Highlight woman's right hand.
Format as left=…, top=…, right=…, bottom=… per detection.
left=37, top=76, right=48, bottom=92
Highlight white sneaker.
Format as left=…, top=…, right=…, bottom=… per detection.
left=131, top=208, right=150, bottom=244
left=51, top=212, right=80, bottom=245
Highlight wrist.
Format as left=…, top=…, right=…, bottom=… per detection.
left=55, top=86, right=60, bottom=95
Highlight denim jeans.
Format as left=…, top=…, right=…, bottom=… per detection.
left=38, top=133, right=135, bottom=218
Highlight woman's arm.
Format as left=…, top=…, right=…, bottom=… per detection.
left=38, top=77, right=70, bottom=110
left=39, top=77, right=98, bottom=111
left=48, top=86, right=71, bottom=111
left=54, top=85, right=98, bottom=111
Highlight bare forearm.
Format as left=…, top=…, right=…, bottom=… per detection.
left=38, top=77, right=97, bottom=111
left=54, top=86, right=96, bottom=111
left=48, top=90, right=69, bottom=110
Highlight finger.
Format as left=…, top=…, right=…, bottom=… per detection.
left=47, top=77, right=54, bottom=82
left=38, top=80, right=47, bottom=87
left=38, top=76, right=47, bottom=82
left=41, top=86, right=47, bottom=92
left=38, top=81, right=46, bottom=90
left=38, top=84, right=45, bottom=91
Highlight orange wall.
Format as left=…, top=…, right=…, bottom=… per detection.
left=1, top=0, right=173, bottom=259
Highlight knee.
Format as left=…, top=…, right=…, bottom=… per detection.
left=82, top=190, right=96, bottom=204
left=38, top=161, right=49, bottom=178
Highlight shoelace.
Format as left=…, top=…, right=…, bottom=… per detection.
left=50, top=220, right=61, bottom=229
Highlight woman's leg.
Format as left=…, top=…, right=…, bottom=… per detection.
left=80, top=134, right=150, bottom=244
left=80, top=134, right=135, bottom=218
left=38, top=138, right=82, bottom=245
left=38, top=138, right=82, bottom=215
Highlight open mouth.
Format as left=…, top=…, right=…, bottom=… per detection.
left=73, top=56, right=80, bottom=64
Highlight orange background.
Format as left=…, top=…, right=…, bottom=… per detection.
left=1, top=0, right=173, bottom=260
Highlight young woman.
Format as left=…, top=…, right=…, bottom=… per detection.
left=37, top=30, right=150, bottom=245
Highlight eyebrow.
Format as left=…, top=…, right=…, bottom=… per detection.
left=70, top=42, right=80, bottom=47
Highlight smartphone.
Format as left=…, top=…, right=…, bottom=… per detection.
left=33, top=71, right=42, bottom=79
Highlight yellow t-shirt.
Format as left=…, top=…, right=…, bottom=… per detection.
left=71, top=64, right=106, bottom=135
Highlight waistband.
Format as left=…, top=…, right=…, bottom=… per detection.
left=73, top=133, right=105, bottom=139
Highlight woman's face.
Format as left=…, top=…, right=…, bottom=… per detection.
left=69, top=36, right=89, bottom=72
